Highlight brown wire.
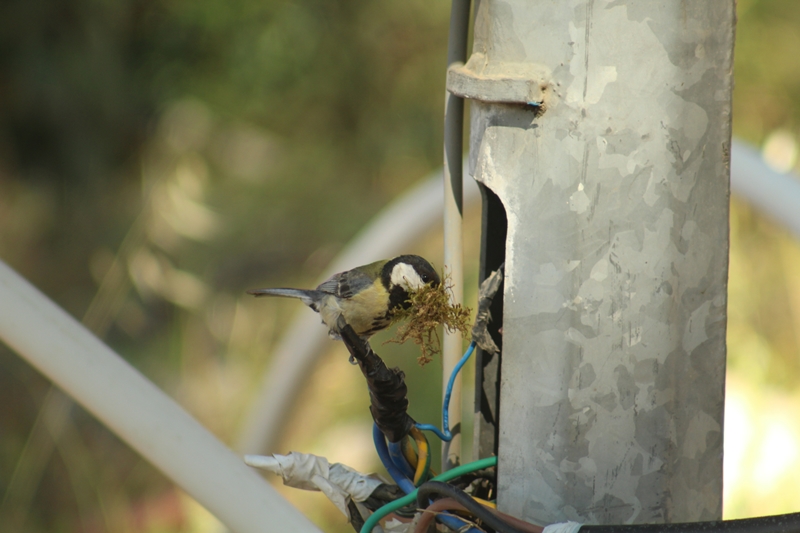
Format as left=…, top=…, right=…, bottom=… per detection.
left=413, top=498, right=470, bottom=533
left=413, top=497, right=544, bottom=533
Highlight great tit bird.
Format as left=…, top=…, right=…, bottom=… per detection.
left=247, top=254, right=440, bottom=339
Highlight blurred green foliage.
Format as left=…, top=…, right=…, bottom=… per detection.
left=1, top=0, right=800, bottom=531
left=1, top=0, right=452, bottom=531
left=729, top=0, right=800, bottom=391
left=733, top=0, right=800, bottom=144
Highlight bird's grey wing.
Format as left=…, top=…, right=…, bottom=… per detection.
left=314, top=272, right=344, bottom=294
left=315, top=269, right=373, bottom=299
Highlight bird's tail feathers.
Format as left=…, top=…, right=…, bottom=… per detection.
left=246, top=288, right=322, bottom=307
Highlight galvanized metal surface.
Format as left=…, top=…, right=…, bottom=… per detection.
left=447, top=53, right=547, bottom=105
left=467, top=0, right=734, bottom=525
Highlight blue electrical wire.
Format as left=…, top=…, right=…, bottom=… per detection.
left=415, top=340, right=476, bottom=442
left=387, top=440, right=416, bottom=480
left=370, top=341, right=484, bottom=532
left=373, top=423, right=482, bottom=533
left=372, top=423, right=416, bottom=494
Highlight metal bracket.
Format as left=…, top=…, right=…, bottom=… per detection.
left=446, top=52, right=548, bottom=106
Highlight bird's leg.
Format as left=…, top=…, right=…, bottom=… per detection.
left=337, top=316, right=371, bottom=365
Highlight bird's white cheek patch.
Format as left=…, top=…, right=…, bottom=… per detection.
left=390, top=263, right=425, bottom=290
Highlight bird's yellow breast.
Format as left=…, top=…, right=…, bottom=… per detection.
left=318, top=281, right=391, bottom=337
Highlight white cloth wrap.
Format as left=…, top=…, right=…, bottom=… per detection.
left=244, top=451, right=382, bottom=519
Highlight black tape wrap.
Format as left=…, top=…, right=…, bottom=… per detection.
left=338, top=318, right=415, bottom=443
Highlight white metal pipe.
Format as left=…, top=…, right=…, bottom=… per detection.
left=0, top=261, right=321, bottom=533
left=442, top=158, right=464, bottom=470
left=442, top=161, right=465, bottom=470
left=441, top=0, right=472, bottom=471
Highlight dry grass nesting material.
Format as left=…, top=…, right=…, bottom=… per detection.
left=388, top=274, right=471, bottom=366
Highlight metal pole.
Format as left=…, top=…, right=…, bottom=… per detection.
left=442, top=0, right=471, bottom=470
left=454, top=0, right=735, bottom=525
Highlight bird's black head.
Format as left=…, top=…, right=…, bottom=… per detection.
left=382, top=255, right=440, bottom=310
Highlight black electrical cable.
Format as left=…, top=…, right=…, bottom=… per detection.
left=348, top=483, right=420, bottom=532
left=416, top=480, right=530, bottom=533
left=338, top=320, right=414, bottom=443
left=364, top=484, right=418, bottom=519
left=580, top=514, right=800, bottom=533
left=444, top=467, right=497, bottom=488
left=347, top=500, right=365, bottom=533
left=443, top=0, right=471, bottom=218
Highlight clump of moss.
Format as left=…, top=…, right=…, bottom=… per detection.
left=388, top=275, right=471, bottom=365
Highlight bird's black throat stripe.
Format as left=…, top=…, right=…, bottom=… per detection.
left=357, top=287, right=409, bottom=338
left=387, top=285, right=411, bottom=312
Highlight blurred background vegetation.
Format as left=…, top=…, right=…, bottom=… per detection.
left=0, top=0, right=799, bottom=531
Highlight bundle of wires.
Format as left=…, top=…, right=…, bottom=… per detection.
left=353, top=333, right=522, bottom=533
left=366, top=337, right=539, bottom=533
left=367, top=342, right=504, bottom=533
left=359, top=456, right=514, bottom=533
